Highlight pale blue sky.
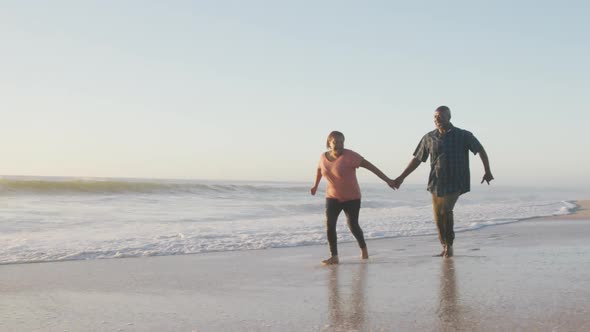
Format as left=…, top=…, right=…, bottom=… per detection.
left=1, top=1, right=589, bottom=186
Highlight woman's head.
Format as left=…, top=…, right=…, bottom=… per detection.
left=326, top=131, right=345, bottom=155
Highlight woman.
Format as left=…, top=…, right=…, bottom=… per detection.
left=311, top=131, right=396, bottom=265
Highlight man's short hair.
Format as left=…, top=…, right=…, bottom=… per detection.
left=435, top=105, right=451, bottom=117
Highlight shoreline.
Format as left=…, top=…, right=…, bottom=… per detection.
left=1, top=200, right=587, bottom=267
left=538, top=199, right=590, bottom=220
left=1, top=201, right=590, bottom=330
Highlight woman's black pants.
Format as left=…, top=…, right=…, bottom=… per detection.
left=325, top=198, right=366, bottom=257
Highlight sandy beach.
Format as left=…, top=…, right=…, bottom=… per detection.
left=1, top=201, right=589, bottom=331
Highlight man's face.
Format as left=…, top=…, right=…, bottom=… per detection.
left=434, top=110, right=450, bottom=131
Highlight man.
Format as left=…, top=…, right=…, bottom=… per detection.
left=392, top=106, right=493, bottom=258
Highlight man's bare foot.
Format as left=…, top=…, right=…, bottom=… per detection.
left=322, top=256, right=339, bottom=265
left=361, top=247, right=369, bottom=259
left=434, top=245, right=446, bottom=257
left=444, top=246, right=453, bottom=258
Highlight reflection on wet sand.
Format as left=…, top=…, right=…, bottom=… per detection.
left=325, top=263, right=368, bottom=331
left=437, top=259, right=477, bottom=331
left=438, top=259, right=459, bottom=331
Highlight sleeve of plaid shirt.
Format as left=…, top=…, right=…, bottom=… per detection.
left=464, top=130, right=483, bottom=155
left=413, top=134, right=430, bottom=162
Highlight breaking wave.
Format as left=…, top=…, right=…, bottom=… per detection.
left=0, top=178, right=307, bottom=195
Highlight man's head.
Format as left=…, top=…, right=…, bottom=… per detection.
left=434, top=105, right=451, bottom=132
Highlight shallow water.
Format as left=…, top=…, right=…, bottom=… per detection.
left=0, top=176, right=584, bottom=264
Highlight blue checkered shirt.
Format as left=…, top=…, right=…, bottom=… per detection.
left=413, top=124, right=483, bottom=196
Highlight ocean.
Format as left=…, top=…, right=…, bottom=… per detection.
left=0, top=176, right=583, bottom=265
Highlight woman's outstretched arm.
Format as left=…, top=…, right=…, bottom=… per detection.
left=360, top=159, right=397, bottom=190
left=310, top=168, right=322, bottom=195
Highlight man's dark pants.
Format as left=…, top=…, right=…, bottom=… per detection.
left=431, top=192, right=460, bottom=247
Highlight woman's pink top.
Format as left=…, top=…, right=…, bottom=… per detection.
left=318, top=149, right=363, bottom=202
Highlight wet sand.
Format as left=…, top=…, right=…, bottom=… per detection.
left=1, top=201, right=589, bottom=331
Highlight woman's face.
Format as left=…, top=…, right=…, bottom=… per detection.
left=328, top=136, right=344, bottom=155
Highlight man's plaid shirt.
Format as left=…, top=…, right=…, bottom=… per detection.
left=413, top=124, right=483, bottom=196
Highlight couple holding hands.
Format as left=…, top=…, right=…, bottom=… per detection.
left=310, top=106, right=494, bottom=264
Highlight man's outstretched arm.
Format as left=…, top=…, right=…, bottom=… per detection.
left=392, top=157, right=422, bottom=188
left=479, top=148, right=494, bottom=184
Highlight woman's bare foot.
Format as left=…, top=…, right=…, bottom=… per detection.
left=361, top=247, right=369, bottom=259
left=322, top=256, right=339, bottom=265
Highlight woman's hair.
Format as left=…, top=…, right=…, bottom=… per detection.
left=326, top=131, right=345, bottom=148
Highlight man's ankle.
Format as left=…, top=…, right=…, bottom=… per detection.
left=444, top=245, right=453, bottom=258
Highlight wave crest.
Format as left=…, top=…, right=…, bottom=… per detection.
left=0, top=178, right=307, bottom=195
